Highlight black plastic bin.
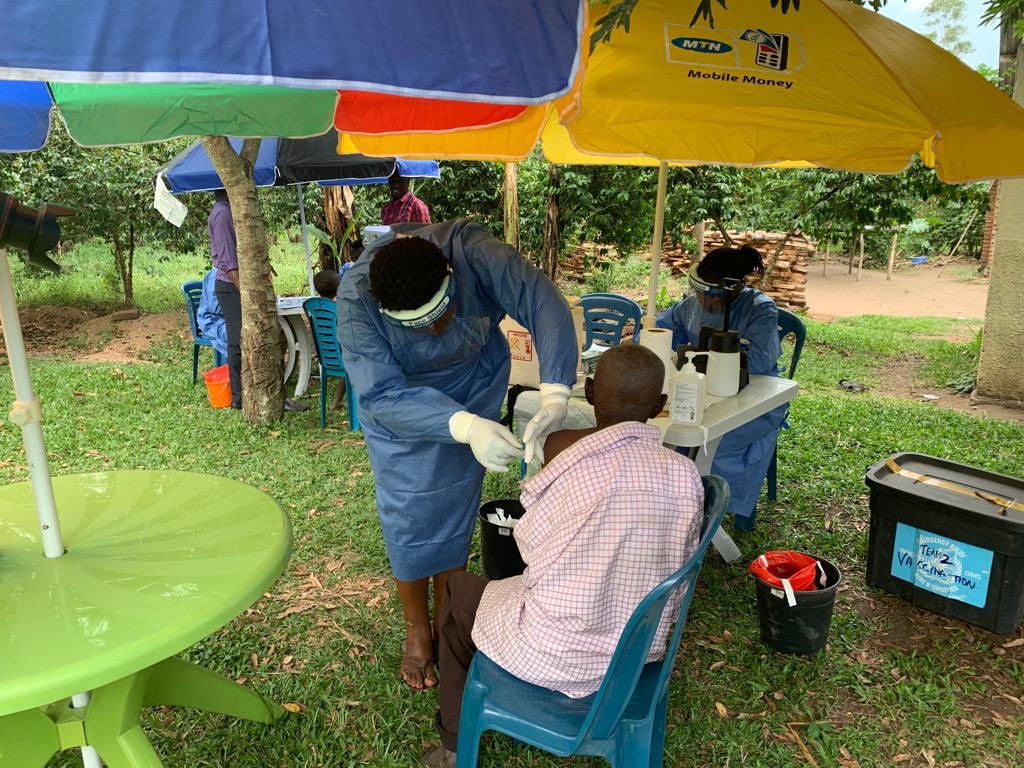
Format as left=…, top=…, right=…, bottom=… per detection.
left=754, top=556, right=842, bottom=656
left=865, top=452, right=1024, bottom=635
left=478, top=499, right=526, bottom=580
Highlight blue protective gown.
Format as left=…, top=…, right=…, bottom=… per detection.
left=657, top=288, right=783, bottom=519
left=336, top=220, right=578, bottom=580
left=197, top=268, right=228, bottom=358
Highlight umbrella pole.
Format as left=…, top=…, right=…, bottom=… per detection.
left=70, top=693, right=103, bottom=766
left=297, top=185, right=315, bottom=296
left=0, top=249, right=63, bottom=558
left=645, top=161, right=669, bottom=329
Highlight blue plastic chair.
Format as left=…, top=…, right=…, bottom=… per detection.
left=766, top=308, right=806, bottom=501
left=181, top=280, right=225, bottom=384
left=579, top=293, right=643, bottom=349
left=455, top=475, right=730, bottom=768
left=302, top=297, right=360, bottom=431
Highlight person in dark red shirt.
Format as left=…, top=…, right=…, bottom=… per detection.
left=381, top=170, right=431, bottom=225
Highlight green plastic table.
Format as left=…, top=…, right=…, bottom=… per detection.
left=0, top=470, right=292, bottom=767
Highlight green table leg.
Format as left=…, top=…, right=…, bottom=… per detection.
left=87, top=670, right=163, bottom=768
left=0, top=658, right=281, bottom=767
left=0, top=708, right=61, bottom=767
left=143, top=658, right=283, bottom=723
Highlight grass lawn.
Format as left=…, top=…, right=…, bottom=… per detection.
left=1, top=285, right=1022, bottom=766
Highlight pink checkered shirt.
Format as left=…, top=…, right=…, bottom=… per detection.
left=380, top=192, right=431, bottom=225
left=472, top=422, right=704, bottom=698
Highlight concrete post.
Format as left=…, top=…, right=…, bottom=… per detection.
left=975, top=45, right=1024, bottom=408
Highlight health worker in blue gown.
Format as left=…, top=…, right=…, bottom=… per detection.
left=657, top=245, right=783, bottom=531
left=336, top=220, right=577, bottom=690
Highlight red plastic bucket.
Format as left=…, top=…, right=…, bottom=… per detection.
left=202, top=364, right=232, bottom=408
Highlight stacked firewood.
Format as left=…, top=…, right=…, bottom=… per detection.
left=662, top=229, right=813, bottom=311
left=560, top=244, right=617, bottom=281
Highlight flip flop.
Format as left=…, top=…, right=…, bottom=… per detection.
left=837, top=379, right=867, bottom=393
left=400, top=639, right=438, bottom=691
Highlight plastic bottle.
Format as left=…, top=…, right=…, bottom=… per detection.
left=706, top=329, right=741, bottom=397
left=671, top=351, right=706, bottom=426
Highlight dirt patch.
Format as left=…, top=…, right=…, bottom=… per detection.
left=805, top=262, right=988, bottom=320
left=873, top=357, right=1024, bottom=423
left=2, top=307, right=187, bottom=363
left=1, top=305, right=103, bottom=356
left=76, top=312, right=187, bottom=364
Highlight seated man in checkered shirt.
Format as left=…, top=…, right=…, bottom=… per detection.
left=422, top=344, right=705, bottom=768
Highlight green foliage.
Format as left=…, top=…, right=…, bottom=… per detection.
left=980, top=0, right=1024, bottom=38
left=518, top=149, right=658, bottom=261
left=0, top=124, right=202, bottom=306
left=416, top=162, right=504, bottom=235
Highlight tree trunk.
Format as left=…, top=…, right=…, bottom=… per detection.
left=823, top=241, right=830, bottom=277
left=125, top=218, right=135, bottom=308
left=856, top=231, right=865, bottom=281
left=502, top=162, right=520, bottom=251
left=693, top=219, right=705, bottom=260
left=111, top=232, right=134, bottom=308
left=886, top=231, right=898, bottom=280
left=542, top=166, right=561, bottom=280
left=711, top=217, right=733, bottom=246
left=203, top=136, right=284, bottom=424
left=322, top=185, right=355, bottom=270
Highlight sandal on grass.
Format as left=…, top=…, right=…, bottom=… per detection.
left=400, top=639, right=438, bottom=691
left=837, top=379, right=868, bottom=393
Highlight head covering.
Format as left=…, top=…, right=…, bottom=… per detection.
left=379, top=274, right=455, bottom=328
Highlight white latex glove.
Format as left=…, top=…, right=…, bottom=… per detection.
left=449, top=411, right=524, bottom=472
left=522, top=383, right=571, bottom=465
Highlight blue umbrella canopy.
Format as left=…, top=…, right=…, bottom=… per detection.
left=160, top=134, right=440, bottom=193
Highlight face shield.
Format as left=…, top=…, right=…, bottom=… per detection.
left=687, top=263, right=740, bottom=313
left=379, top=273, right=456, bottom=329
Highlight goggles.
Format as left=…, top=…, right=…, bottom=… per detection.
left=380, top=274, right=455, bottom=329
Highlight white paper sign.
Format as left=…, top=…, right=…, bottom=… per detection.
left=153, top=175, right=188, bottom=227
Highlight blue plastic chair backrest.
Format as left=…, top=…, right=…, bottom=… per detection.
left=303, top=297, right=345, bottom=376
left=181, top=281, right=204, bottom=341
left=579, top=293, right=643, bottom=348
left=776, top=308, right=806, bottom=380
left=578, top=475, right=729, bottom=740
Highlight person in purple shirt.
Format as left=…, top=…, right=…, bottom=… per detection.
left=210, top=190, right=242, bottom=409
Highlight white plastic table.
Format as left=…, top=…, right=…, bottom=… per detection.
left=277, top=296, right=315, bottom=398
left=514, top=375, right=799, bottom=562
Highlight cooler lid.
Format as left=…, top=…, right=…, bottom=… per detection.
left=866, top=452, right=1024, bottom=530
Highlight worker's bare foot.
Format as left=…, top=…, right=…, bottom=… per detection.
left=400, top=633, right=437, bottom=690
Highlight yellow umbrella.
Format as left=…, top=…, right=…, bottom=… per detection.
left=341, top=0, right=1024, bottom=321
left=569, top=0, right=1024, bottom=183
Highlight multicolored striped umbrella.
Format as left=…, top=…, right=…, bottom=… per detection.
left=0, top=0, right=587, bottom=152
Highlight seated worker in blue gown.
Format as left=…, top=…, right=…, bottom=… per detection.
left=656, top=245, right=782, bottom=531
left=196, top=267, right=228, bottom=363
left=336, top=220, right=577, bottom=690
